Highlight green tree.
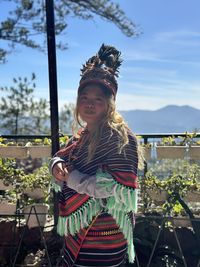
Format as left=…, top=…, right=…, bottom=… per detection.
left=0, top=73, right=50, bottom=134
left=59, top=103, right=75, bottom=134
left=30, top=98, right=50, bottom=134
left=0, top=0, right=140, bottom=62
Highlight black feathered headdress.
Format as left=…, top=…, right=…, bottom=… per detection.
left=78, top=44, right=122, bottom=97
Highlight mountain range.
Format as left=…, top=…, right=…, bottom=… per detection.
left=120, top=105, right=200, bottom=134
left=1, top=105, right=199, bottom=135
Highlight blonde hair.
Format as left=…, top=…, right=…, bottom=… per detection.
left=73, top=85, right=144, bottom=168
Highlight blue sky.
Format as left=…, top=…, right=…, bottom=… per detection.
left=1, top=0, right=200, bottom=111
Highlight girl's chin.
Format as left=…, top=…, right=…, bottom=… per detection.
left=81, top=114, right=96, bottom=121
left=80, top=114, right=104, bottom=125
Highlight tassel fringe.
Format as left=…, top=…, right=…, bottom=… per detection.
left=106, top=180, right=137, bottom=262
left=57, top=198, right=101, bottom=236
left=107, top=208, right=135, bottom=262
left=51, top=180, right=62, bottom=192
left=57, top=170, right=137, bottom=263
left=107, top=183, right=138, bottom=212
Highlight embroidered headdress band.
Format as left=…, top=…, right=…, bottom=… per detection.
left=78, top=44, right=122, bottom=97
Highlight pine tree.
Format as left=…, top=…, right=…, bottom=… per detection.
left=0, top=73, right=50, bottom=134
left=0, top=0, right=140, bottom=62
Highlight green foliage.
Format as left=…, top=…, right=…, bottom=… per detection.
left=141, top=162, right=200, bottom=216
left=19, top=164, right=51, bottom=190
left=0, top=0, right=140, bottom=63
left=0, top=135, right=70, bottom=147
left=59, top=135, right=70, bottom=148
left=0, top=159, right=52, bottom=205
left=180, top=131, right=200, bottom=146
left=142, top=171, right=165, bottom=189
left=26, top=138, right=51, bottom=146
left=165, top=174, right=199, bottom=195
left=159, top=136, right=177, bottom=146
left=0, top=74, right=50, bottom=135
left=30, top=99, right=50, bottom=134
left=0, top=74, right=35, bottom=134
left=0, top=73, right=75, bottom=135
left=162, top=173, right=199, bottom=215
left=0, top=158, right=24, bottom=186
left=0, top=137, right=21, bottom=147
left=157, top=132, right=200, bottom=146
left=59, top=103, right=75, bottom=134
left=0, top=158, right=51, bottom=190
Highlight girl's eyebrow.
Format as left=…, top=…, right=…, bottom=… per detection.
left=81, top=92, right=104, bottom=97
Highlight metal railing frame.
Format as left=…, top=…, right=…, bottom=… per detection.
left=1, top=132, right=200, bottom=266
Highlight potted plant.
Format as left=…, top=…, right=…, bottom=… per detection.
left=175, top=131, right=200, bottom=160
left=142, top=171, right=168, bottom=204
left=26, top=138, right=51, bottom=158
left=0, top=158, right=24, bottom=190
left=0, top=194, right=17, bottom=216
left=143, top=144, right=152, bottom=161
left=20, top=164, right=52, bottom=200
left=0, top=138, right=28, bottom=159
left=183, top=132, right=200, bottom=160
left=0, top=158, right=25, bottom=216
left=190, top=145, right=200, bottom=160
left=156, top=136, right=187, bottom=159
left=141, top=161, right=200, bottom=217
left=179, top=163, right=200, bottom=202
left=0, top=178, right=13, bottom=191
left=20, top=164, right=52, bottom=228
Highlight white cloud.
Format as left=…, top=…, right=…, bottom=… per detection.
left=119, top=78, right=200, bottom=96
left=123, top=49, right=200, bottom=66
left=123, top=29, right=200, bottom=66
left=121, top=66, right=178, bottom=79
left=123, top=50, right=160, bottom=62
left=155, top=30, right=200, bottom=46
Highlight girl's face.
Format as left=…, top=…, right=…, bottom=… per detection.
left=78, top=84, right=108, bottom=129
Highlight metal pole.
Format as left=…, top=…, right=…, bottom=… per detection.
left=144, top=136, right=148, bottom=175
left=45, top=0, right=60, bottom=155
left=45, top=0, right=60, bottom=228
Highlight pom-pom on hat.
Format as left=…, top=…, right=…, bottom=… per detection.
left=78, top=44, right=122, bottom=97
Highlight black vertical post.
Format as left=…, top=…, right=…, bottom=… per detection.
left=45, top=0, right=60, bottom=227
left=144, top=136, right=148, bottom=176
left=45, top=0, right=60, bottom=155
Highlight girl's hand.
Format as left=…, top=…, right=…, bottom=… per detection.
left=52, top=162, right=69, bottom=182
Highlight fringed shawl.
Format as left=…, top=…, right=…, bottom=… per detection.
left=54, top=126, right=138, bottom=262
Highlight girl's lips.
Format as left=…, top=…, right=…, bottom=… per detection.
left=84, top=109, right=95, bottom=114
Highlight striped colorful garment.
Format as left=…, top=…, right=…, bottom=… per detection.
left=63, top=213, right=128, bottom=267
left=52, top=125, right=138, bottom=267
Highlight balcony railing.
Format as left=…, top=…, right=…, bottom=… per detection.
left=0, top=133, right=200, bottom=266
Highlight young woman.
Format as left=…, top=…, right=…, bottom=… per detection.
left=50, top=44, right=140, bottom=267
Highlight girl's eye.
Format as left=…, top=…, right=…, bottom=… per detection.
left=80, top=96, right=87, bottom=101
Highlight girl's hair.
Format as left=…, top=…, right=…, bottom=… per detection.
left=73, top=84, right=144, bottom=168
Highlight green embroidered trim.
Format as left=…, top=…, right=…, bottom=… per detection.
left=96, top=169, right=137, bottom=262
left=57, top=169, right=137, bottom=262
left=51, top=180, right=61, bottom=192
left=57, top=216, right=66, bottom=236
left=107, top=184, right=138, bottom=212
left=57, top=198, right=101, bottom=236
left=96, top=169, right=138, bottom=212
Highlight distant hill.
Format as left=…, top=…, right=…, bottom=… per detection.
left=1, top=105, right=199, bottom=135
left=120, top=105, right=200, bottom=134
